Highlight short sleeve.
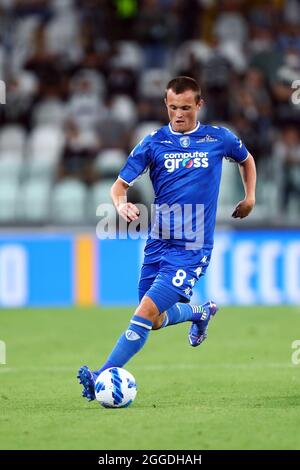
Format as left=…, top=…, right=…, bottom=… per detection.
left=119, top=135, right=152, bottom=186
left=223, top=127, right=249, bottom=163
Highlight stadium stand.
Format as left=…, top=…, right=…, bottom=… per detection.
left=0, top=0, right=299, bottom=226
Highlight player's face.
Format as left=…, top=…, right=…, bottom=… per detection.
left=165, top=89, right=202, bottom=133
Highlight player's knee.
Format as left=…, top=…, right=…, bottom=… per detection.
left=135, top=296, right=160, bottom=325
left=152, top=312, right=166, bottom=330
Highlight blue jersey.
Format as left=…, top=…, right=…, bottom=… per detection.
left=119, top=122, right=248, bottom=250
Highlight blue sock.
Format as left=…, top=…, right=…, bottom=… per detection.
left=161, top=303, right=205, bottom=328
left=95, top=315, right=153, bottom=376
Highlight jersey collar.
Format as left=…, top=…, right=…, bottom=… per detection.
left=168, top=121, right=200, bottom=135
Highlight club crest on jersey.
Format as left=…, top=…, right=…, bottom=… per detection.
left=179, top=136, right=190, bottom=148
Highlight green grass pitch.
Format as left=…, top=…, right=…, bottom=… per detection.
left=1, top=305, right=300, bottom=450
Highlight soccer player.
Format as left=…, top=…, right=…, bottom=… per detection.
left=78, top=76, right=256, bottom=401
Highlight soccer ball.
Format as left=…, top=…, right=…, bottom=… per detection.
left=94, top=367, right=137, bottom=408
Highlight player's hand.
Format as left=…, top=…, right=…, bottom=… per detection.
left=116, top=202, right=140, bottom=222
left=232, top=198, right=255, bottom=219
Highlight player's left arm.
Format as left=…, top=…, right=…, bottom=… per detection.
left=232, top=153, right=256, bottom=219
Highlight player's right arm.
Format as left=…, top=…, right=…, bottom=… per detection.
left=111, top=178, right=140, bottom=222
left=111, top=134, right=153, bottom=222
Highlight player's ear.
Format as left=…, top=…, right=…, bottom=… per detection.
left=197, top=98, right=204, bottom=110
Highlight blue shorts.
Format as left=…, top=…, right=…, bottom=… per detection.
left=138, top=239, right=212, bottom=313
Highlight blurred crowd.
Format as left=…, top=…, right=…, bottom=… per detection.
left=0, top=0, right=300, bottom=225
